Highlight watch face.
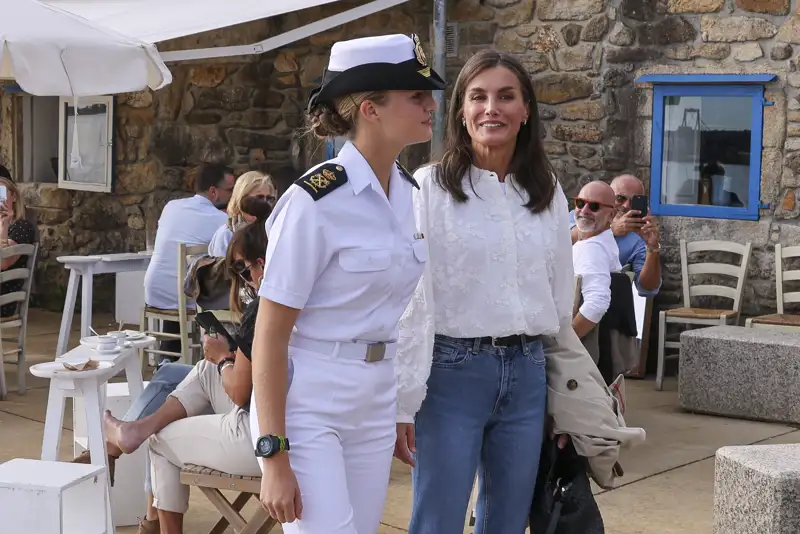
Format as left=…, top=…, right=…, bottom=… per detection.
left=257, top=437, right=274, bottom=457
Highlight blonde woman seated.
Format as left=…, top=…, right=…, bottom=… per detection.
left=208, top=170, right=276, bottom=257
left=103, top=209, right=269, bottom=534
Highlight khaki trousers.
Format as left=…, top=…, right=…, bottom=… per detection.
left=149, top=360, right=260, bottom=514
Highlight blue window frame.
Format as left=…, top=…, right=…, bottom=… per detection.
left=636, top=74, right=776, bottom=221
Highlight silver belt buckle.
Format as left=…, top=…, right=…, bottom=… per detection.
left=365, top=343, right=386, bottom=363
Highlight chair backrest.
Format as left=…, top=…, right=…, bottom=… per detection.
left=176, top=243, right=208, bottom=310
left=0, top=243, right=39, bottom=321
left=573, top=274, right=582, bottom=317
left=774, top=244, right=800, bottom=315
left=679, top=239, right=752, bottom=312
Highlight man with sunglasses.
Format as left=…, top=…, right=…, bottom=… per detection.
left=570, top=174, right=662, bottom=297
left=572, top=181, right=622, bottom=339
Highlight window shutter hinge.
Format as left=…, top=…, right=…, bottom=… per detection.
left=759, top=201, right=771, bottom=209
left=762, top=99, right=774, bottom=106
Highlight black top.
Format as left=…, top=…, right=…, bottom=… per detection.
left=1, top=219, right=36, bottom=318
left=233, top=298, right=258, bottom=412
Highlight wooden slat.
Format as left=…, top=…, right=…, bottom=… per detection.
left=783, top=271, right=800, bottom=282
left=781, top=245, right=800, bottom=259
left=686, top=239, right=748, bottom=255
left=199, top=487, right=248, bottom=532
left=688, top=284, right=738, bottom=300
left=782, top=292, right=800, bottom=304
left=687, top=262, right=741, bottom=278
left=209, top=493, right=252, bottom=534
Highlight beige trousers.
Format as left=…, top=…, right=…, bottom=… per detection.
left=149, top=360, right=261, bottom=514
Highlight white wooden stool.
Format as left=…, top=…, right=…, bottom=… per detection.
left=74, top=381, right=150, bottom=527
left=0, top=458, right=108, bottom=534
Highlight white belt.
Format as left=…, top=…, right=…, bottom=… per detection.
left=289, top=334, right=396, bottom=363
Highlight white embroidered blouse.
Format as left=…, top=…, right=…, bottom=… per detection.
left=394, top=165, right=575, bottom=423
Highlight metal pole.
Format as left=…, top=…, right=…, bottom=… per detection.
left=431, top=0, right=446, bottom=160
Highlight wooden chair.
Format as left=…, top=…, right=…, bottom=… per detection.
left=745, top=244, right=800, bottom=333
left=140, top=243, right=205, bottom=369
left=655, top=239, right=752, bottom=391
left=0, top=243, right=38, bottom=399
left=180, top=464, right=277, bottom=534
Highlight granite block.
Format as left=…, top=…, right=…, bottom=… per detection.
left=679, top=325, right=800, bottom=424
left=714, top=445, right=800, bottom=534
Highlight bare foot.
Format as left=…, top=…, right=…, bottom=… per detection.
left=104, top=410, right=148, bottom=454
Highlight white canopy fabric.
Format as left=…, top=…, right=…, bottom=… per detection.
left=0, top=0, right=171, bottom=97
left=45, top=0, right=341, bottom=44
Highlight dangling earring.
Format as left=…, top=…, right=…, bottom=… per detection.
left=523, top=119, right=528, bottom=126
left=462, top=118, right=466, bottom=127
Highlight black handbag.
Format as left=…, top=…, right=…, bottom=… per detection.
left=529, top=437, right=605, bottom=534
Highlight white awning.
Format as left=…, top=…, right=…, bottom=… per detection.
left=44, top=0, right=341, bottom=43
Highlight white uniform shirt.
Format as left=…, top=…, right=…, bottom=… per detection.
left=573, top=228, right=622, bottom=323
left=208, top=224, right=233, bottom=257
left=258, top=141, right=427, bottom=343
left=144, top=195, right=227, bottom=309
left=395, top=165, right=575, bottom=423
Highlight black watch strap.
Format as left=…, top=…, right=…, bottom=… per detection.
left=217, top=356, right=235, bottom=374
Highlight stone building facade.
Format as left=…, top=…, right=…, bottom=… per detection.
left=0, top=0, right=797, bottom=320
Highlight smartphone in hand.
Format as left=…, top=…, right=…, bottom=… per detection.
left=630, top=194, right=648, bottom=218
left=0, top=185, right=8, bottom=202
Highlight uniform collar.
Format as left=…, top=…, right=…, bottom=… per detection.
left=337, top=141, right=399, bottom=196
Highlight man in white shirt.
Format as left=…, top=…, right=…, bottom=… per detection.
left=572, top=181, right=622, bottom=339
left=144, top=162, right=233, bottom=362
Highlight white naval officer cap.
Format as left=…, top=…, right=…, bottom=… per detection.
left=307, top=33, right=445, bottom=113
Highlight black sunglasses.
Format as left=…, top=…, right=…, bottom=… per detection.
left=574, top=197, right=614, bottom=213
left=232, top=261, right=253, bottom=283
left=250, top=193, right=276, bottom=204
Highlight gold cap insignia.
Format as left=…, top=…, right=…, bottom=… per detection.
left=412, top=33, right=427, bottom=68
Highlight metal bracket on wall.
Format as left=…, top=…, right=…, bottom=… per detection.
left=762, top=99, right=775, bottom=106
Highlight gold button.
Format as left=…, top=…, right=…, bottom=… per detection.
left=567, top=379, right=578, bottom=391
left=336, top=165, right=344, bottom=171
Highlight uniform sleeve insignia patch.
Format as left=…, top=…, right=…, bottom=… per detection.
left=295, top=163, right=349, bottom=200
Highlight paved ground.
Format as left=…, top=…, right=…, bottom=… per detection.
left=2, top=309, right=798, bottom=533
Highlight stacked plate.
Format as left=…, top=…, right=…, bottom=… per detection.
left=80, top=331, right=146, bottom=354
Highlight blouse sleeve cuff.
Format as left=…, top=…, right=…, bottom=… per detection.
left=258, top=284, right=308, bottom=310
left=397, top=414, right=414, bottom=424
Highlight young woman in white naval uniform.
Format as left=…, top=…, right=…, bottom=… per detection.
left=248, top=34, right=445, bottom=534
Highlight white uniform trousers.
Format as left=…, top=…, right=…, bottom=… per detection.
left=250, top=342, right=397, bottom=534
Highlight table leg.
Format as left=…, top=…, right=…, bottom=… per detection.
left=81, top=265, right=95, bottom=339
left=82, top=377, right=116, bottom=534
left=56, top=269, right=80, bottom=358
left=123, top=350, right=145, bottom=400
left=40, top=382, right=67, bottom=461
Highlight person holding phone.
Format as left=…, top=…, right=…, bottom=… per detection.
left=0, top=177, right=36, bottom=318
left=570, top=174, right=661, bottom=297
left=101, top=206, right=271, bottom=534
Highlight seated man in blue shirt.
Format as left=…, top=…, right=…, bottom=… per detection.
left=570, top=174, right=662, bottom=297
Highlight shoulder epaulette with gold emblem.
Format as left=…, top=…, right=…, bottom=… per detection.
left=294, top=163, right=348, bottom=200
left=396, top=162, right=419, bottom=190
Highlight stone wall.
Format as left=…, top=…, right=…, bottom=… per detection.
left=1, top=0, right=432, bottom=312
left=451, top=0, right=798, bottom=318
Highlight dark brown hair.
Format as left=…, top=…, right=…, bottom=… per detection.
left=224, top=199, right=270, bottom=315
left=434, top=50, right=556, bottom=213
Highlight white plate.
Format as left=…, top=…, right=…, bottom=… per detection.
left=29, top=360, right=114, bottom=378
left=80, top=336, right=132, bottom=350
left=122, top=330, right=146, bottom=340
left=93, top=346, right=123, bottom=355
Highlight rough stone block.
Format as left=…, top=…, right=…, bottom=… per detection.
left=680, top=326, right=800, bottom=424
left=714, top=445, right=800, bottom=534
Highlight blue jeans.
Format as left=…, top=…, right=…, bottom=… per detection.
left=121, top=363, right=193, bottom=492
left=409, top=335, right=547, bottom=534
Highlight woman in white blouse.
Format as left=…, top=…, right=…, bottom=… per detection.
left=394, top=50, right=574, bottom=533
left=208, top=171, right=277, bottom=257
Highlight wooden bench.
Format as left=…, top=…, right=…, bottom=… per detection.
left=180, top=464, right=278, bottom=534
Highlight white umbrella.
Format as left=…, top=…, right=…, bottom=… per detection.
left=0, top=0, right=171, bottom=97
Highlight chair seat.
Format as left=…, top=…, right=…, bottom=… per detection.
left=749, top=313, right=800, bottom=326
left=144, top=306, right=195, bottom=317
left=665, top=307, right=738, bottom=320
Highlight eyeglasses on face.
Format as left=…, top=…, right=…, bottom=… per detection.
left=574, top=197, right=614, bottom=213
left=232, top=260, right=253, bottom=283
left=250, top=193, right=277, bottom=204
left=615, top=194, right=630, bottom=204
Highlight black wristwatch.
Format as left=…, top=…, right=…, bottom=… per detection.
left=255, top=435, right=290, bottom=458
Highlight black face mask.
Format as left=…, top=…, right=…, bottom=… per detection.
left=213, top=200, right=229, bottom=210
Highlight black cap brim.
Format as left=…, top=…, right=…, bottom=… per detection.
left=308, top=59, right=445, bottom=112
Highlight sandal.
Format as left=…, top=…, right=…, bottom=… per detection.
left=136, top=518, right=160, bottom=534
left=71, top=450, right=117, bottom=487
